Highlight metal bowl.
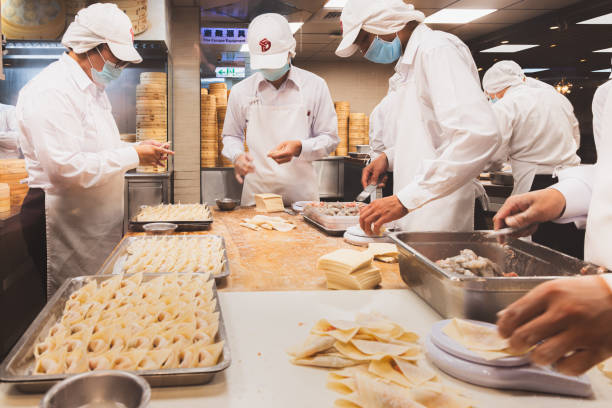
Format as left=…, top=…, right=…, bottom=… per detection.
left=142, top=222, right=178, bottom=234
left=216, top=198, right=239, bottom=211
left=40, top=370, right=151, bottom=408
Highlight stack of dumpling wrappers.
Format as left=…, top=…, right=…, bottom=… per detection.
left=288, top=313, right=473, bottom=408
left=240, top=215, right=296, bottom=232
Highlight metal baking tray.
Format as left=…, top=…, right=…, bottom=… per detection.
left=96, top=235, right=230, bottom=281
left=303, top=214, right=347, bottom=236
left=391, top=232, right=602, bottom=323
left=129, top=220, right=212, bottom=232
left=0, top=273, right=231, bottom=393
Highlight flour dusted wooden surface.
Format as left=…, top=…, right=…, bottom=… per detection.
left=127, top=207, right=405, bottom=292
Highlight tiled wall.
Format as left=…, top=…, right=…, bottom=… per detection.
left=170, top=7, right=201, bottom=203
left=296, top=61, right=395, bottom=115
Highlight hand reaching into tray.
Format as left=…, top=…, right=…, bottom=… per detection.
left=496, top=275, right=612, bottom=375
left=493, top=188, right=567, bottom=241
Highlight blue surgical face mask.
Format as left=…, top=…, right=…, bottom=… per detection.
left=260, top=63, right=290, bottom=82
left=87, top=48, right=124, bottom=87
left=364, top=35, right=402, bottom=64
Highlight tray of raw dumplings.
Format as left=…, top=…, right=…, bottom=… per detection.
left=97, top=235, right=230, bottom=281
left=130, top=203, right=213, bottom=231
left=0, top=272, right=231, bottom=392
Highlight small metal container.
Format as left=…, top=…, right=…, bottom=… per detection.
left=142, top=222, right=178, bottom=234
left=356, top=145, right=372, bottom=154
left=39, top=370, right=151, bottom=408
left=391, top=232, right=601, bottom=323
left=215, top=198, right=239, bottom=211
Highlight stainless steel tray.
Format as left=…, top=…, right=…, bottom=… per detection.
left=129, top=220, right=212, bottom=232
left=391, top=232, right=602, bottom=323
left=97, top=235, right=230, bottom=281
left=303, top=214, right=347, bottom=236
left=0, top=273, right=231, bottom=393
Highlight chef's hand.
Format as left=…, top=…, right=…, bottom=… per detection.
left=135, top=144, right=174, bottom=167
left=493, top=188, right=566, bottom=241
left=497, top=276, right=612, bottom=376
left=268, top=140, right=302, bottom=164
left=359, top=195, right=408, bottom=236
left=234, top=153, right=255, bottom=184
left=362, top=154, right=389, bottom=189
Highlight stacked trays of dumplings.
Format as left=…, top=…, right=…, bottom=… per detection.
left=96, top=235, right=231, bottom=281
left=129, top=203, right=213, bottom=232
left=0, top=273, right=231, bottom=392
left=303, top=202, right=363, bottom=236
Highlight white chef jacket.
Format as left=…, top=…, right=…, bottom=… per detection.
left=369, top=93, right=393, bottom=158
left=221, top=66, right=339, bottom=163
left=489, top=84, right=581, bottom=175
left=0, top=104, right=20, bottom=159
left=386, top=23, right=500, bottom=211
left=16, top=53, right=139, bottom=194
left=593, top=80, right=612, bottom=151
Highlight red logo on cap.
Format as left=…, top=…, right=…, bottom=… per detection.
left=130, top=27, right=134, bottom=42
left=259, top=38, right=271, bottom=52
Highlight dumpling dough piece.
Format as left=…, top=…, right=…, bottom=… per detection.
left=318, top=249, right=373, bottom=274
left=367, top=243, right=399, bottom=263
left=240, top=222, right=261, bottom=231
left=326, top=265, right=381, bottom=290
left=319, top=249, right=381, bottom=290
left=287, top=334, right=336, bottom=359
left=293, top=351, right=360, bottom=368
left=255, top=193, right=284, bottom=213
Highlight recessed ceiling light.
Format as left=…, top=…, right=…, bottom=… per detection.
left=240, top=44, right=249, bottom=52
left=289, top=22, right=303, bottom=34
left=593, top=47, right=612, bottom=53
left=550, top=44, right=557, bottom=48
left=580, top=58, right=587, bottom=62
left=478, top=67, right=483, bottom=71
left=324, top=0, right=347, bottom=8
left=523, top=68, right=550, bottom=74
left=480, top=44, right=539, bottom=53
left=549, top=26, right=560, bottom=30
left=592, top=68, right=612, bottom=73
left=424, top=9, right=496, bottom=24
left=578, top=12, right=612, bottom=25
left=500, top=40, right=509, bottom=44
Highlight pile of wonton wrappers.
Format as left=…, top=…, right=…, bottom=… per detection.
left=240, top=215, right=296, bottom=232
left=33, top=272, right=224, bottom=375
left=288, top=313, right=474, bottom=408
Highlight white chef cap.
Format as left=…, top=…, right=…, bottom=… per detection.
left=482, top=60, right=526, bottom=94
left=62, top=3, right=142, bottom=63
left=247, top=13, right=296, bottom=70
left=336, top=0, right=425, bottom=58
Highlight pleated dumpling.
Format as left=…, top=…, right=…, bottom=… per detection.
left=196, top=341, right=224, bottom=367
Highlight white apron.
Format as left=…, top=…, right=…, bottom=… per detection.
left=510, top=157, right=558, bottom=196
left=241, top=92, right=318, bottom=206
left=389, top=67, right=477, bottom=232
left=45, top=94, right=125, bottom=296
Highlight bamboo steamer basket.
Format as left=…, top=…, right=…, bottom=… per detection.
left=0, top=183, right=10, bottom=213
left=120, top=133, right=137, bottom=143
left=334, top=101, right=350, bottom=156
left=201, top=94, right=218, bottom=168
left=209, top=83, right=228, bottom=107
left=99, top=0, right=148, bottom=35
left=0, top=159, right=28, bottom=207
left=1, top=0, right=66, bottom=40
left=349, top=113, right=367, bottom=153
left=136, top=73, right=167, bottom=143
left=201, top=88, right=209, bottom=95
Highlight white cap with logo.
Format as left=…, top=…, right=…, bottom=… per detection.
left=247, top=13, right=296, bottom=70
left=335, top=0, right=425, bottom=58
left=62, top=2, right=142, bottom=64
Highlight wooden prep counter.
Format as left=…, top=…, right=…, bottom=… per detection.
left=128, top=207, right=406, bottom=292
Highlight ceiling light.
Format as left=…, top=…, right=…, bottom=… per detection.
left=523, top=68, right=549, bottom=74
left=549, top=26, right=560, bottom=30
left=592, top=68, right=612, bottom=73
left=550, top=44, right=557, bottom=48
left=478, top=67, right=483, bottom=71
left=580, top=58, right=587, bottom=63
left=480, top=44, right=539, bottom=53
left=324, top=0, right=347, bottom=8
left=500, top=40, right=509, bottom=44
left=593, top=47, right=612, bottom=53
left=240, top=44, right=249, bottom=52
left=577, top=12, right=612, bottom=25
left=424, top=9, right=496, bottom=24
left=289, top=22, right=303, bottom=34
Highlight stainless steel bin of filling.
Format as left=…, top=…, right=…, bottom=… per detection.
left=391, top=232, right=602, bottom=323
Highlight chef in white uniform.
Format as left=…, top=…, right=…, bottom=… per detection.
left=492, top=81, right=612, bottom=376
left=592, top=58, right=612, bottom=151
left=221, top=13, right=339, bottom=206
left=483, top=60, right=583, bottom=257
left=16, top=3, right=172, bottom=296
left=336, top=0, right=500, bottom=235
left=0, top=104, right=21, bottom=159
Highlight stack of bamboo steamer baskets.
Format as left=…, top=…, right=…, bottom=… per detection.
left=334, top=101, right=350, bottom=156
left=201, top=91, right=218, bottom=168
left=65, top=1, right=88, bottom=26
left=136, top=72, right=167, bottom=173
left=209, top=83, right=228, bottom=107
left=348, top=113, right=368, bottom=153
left=120, top=133, right=136, bottom=143
left=0, top=159, right=28, bottom=208
left=216, top=105, right=233, bottom=167
left=0, top=183, right=10, bottom=213
left=1, top=0, right=66, bottom=40
left=100, top=0, right=148, bottom=35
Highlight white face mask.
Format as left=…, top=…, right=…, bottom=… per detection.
left=86, top=47, right=124, bottom=87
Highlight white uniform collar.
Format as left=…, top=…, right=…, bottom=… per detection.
left=398, top=23, right=431, bottom=67
left=255, top=66, right=302, bottom=91
left=60, top=53, right=96, bottom=93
